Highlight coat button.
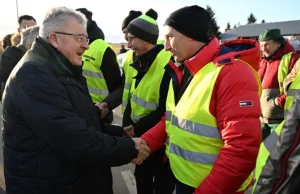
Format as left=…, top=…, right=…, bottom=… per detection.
left=89, top=103, right=93, bottom=107
left=262, top=179, right=269, bottom=184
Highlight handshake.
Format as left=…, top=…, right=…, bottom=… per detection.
left=131, top=138, right=151, bottom=165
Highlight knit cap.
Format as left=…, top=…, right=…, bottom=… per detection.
left=127, top=9, right=159, bottom=44
left=122, top=10, right=142, bottom=30
left=164, top=5, right=211, bottom=43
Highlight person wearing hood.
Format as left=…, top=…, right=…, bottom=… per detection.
left=77, top=8, right=120, bottom=123
left=140, top=5, right=262, bottom=194
left=258, top=29, right=300, bottom=140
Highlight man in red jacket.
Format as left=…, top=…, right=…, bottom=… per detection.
left=258, top=29, right=299, bottom=140
left=141, top=5, right=262, bottom=194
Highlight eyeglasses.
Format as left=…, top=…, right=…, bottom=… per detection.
left=127, top=36, right=136, bottom=42
left=54, top=31, right=89, bottom=44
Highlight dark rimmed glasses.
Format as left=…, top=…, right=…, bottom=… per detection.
left=54, top=32, right=89, bottom=44
left=127, top=36, right=136, bottom=42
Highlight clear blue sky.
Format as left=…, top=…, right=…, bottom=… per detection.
left=0, top=0, right=299, bottom=43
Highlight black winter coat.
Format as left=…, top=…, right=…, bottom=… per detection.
left=0, top=45, right=27, bottom=100
left=2, top=37, right=138, bottom=194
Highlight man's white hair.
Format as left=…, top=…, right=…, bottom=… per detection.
left=39, top=7, right=87, bottom=38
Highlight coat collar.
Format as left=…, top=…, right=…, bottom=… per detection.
left=183, top=38, right=221, bottom=75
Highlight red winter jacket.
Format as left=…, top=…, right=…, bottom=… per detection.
left=142, top=38, right=262, bottom=194
left=258, top=41, right=299, bottom=124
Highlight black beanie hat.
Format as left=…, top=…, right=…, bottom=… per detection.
left=76, top=8, right=93, bottom=21
left=127, top=9, right=159, bottom=45
left=122, top=10, right=143, bottom=30
left=164, top=5, right=211, bottom=43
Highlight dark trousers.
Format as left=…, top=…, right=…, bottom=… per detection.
left=134, top=148, right=175, bottom=194
left=175, top=180, right=195, bottom=194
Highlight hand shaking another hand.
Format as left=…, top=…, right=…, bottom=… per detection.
left=124, top=125, right=135, bottom=137
left=131, top=138, right=151, bottom=165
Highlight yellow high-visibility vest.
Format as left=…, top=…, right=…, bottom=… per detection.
left=129, top=50, right=171, bottom=122
left=165, top=61, right=260, bottom=191
left=82, top=39, right=114, bottom=103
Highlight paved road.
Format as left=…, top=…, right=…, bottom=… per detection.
left=0, top=104, right=252, bottom=194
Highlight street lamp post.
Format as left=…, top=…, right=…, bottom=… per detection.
left=16, top=0, right=19, bottom=19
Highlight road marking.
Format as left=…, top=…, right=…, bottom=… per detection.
left=121, top=170, right=136, bottom=194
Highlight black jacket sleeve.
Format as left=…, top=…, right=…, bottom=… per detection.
left=101, top=47, right=122, bottom=93
left=103, top=67, right=124, bottom=110
left=132, top=72, right=171, bottom=137
left=123, top=99, right=134, bottom=127
left=16, top=64, right=138, bottom=167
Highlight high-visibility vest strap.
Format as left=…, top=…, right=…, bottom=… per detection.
left=122, top=50, right=135, bottom=114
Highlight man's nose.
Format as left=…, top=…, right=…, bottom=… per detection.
left=82, top=41, right=89, bottom=50
left=127, top=41, right=132, bottom=48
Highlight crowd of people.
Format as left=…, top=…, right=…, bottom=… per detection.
left=0, top=5, right=300, bottom=194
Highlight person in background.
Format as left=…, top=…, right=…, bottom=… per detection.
left=0, top=26, right=39, bottom=101
left=119, top=44, right=127, bottom=54
left=17, top=15, right=37, bottom=33
left=76, top=8, right=120, bottom=124
left=252, top=57, right=300, bottom=194
left=76, top=8, right=105, bottom=41
left=141, top=5, right=262, bottom=194
left=122, top=8, right=175, bottom=194
left=11, top=33, right=21, bottom=46
left=258, top=29, right=299, bottom=140
left=2, top=7, right=150, bottom=194
left=1, top=34, right=13, bottom=50
left=97, top=10, right=142, bottom=119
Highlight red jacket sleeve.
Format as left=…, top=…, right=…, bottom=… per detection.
left=195, top=62, right=262, bottom=194
left=141, top=115, right=167, bottom=153
left=276, top=94, right=286, bottom=108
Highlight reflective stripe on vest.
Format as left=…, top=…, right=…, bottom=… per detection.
left=82, top=39, right=112, bottom=103
left=278, top=52, right=292, bottom=95
left=121, top=50, right=134, bottom=114
left=165, top=60, right=259, bottom=190
left=129, top=50, right=171, bottom=123
left=166, top=111, right=221, bottom=139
